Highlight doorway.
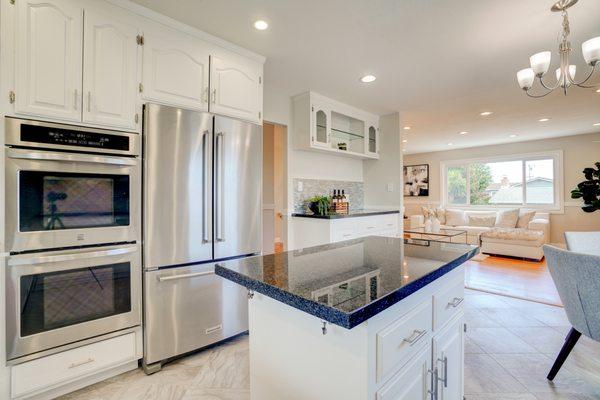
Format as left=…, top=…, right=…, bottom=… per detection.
left=262, top=122, right=287, bottom=254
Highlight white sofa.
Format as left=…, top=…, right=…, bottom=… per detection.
left=409, top=209, right=550, bottom=261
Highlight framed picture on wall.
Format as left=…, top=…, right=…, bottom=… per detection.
left=404, top=164, right=429, bottom=197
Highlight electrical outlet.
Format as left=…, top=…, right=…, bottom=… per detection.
left=387, top=183, right=394, bottom=192
left=297, top=181, right=303, bottom=192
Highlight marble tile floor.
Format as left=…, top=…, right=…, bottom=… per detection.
left=60, top=289, right=600, bottom=400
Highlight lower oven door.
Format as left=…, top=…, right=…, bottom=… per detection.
left=6, top=244, right=141, bottom=361
left=5, top=147, right=140, bottom=253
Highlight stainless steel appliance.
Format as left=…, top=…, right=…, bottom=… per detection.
left=6, top=243, right=142, bottom=361
left=142, top=104, right=262, bottom=372
left=5, top=117, right=140, bottom=253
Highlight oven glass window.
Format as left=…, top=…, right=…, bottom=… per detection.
left=19, top=262, right=132, bottom=336
left=19, top=172, right=130, bottom=232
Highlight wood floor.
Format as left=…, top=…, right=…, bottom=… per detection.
left=465, top=255, right=562, bottom=306
left=59, top=290, right=600, bottom=400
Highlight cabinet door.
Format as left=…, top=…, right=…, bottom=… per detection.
left=366, top=119, right=379, bottom=157
left=310, top=103, right=331, bottom=149
left=15, top=0, right=83, bottom=121
left=209, top=55, right=262, bottom=123
left=376, top=344, right=432, bottom=400
left=142, top=25, right=210, bottom=111
left=83, top=10, right=139, bottom=130
left=433, top=316, right=464, bottom=400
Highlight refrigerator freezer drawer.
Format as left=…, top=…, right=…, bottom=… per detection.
left=143, top=263, right=248, bottom=365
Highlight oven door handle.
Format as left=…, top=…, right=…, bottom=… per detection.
left=8, top=245, right=138, bottom=266
left=6, top=148, right=138, bottom=166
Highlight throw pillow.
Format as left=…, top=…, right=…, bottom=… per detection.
left=495, top=209, right=519, bottom=228
left=445, top=209, right=465, bottom=226
left=468, top=215, right=496, bottom=227
left=516, top=210, right=536, bottom=229
left=435, top=208, right=446, bottom=225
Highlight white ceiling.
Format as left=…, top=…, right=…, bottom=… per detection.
left=131, top=0, right=600, bottom=154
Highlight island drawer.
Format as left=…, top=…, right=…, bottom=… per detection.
left=433, top=278, right=465, bottom=331
left=376, top=299, right=432, bottom=382
left=11, top=332, right=136, bottom=398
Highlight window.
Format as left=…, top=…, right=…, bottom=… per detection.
left=441, top=151, right=562, bottom=210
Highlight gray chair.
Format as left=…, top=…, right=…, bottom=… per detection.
left=564, top=231, right=600, bottom=256
left=543, top=243, right=600, bottom=380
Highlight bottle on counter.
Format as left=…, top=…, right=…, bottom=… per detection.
left=342, top=190, right=347, bottom=202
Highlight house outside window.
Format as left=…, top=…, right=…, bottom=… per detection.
left=441, top=151, right=563, bottom=212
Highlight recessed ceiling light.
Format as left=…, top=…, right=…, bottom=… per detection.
left=403, top=126, right=411, bottom=130
left=447, top=142, right=454, bottom=146
left=509, top=134, right=518, bottom=138
left=459, top=131, right=468, bottom=135
left=402, top=148, right=407, bottom=152
left=360, top=75, right=376, bottom=83
left=596, top=89, right=600, bottom=93
left=480, top=111, right=493, bottom=116
left=539, top=118, right=550, bottom=122
left=402, top=139, right=408, bottom=143
left=253, top=20, right=269, bottom=30
left=594, top=122, right=600, bottom=126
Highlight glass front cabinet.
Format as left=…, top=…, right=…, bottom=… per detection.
left=293, top=91, right=379, bottom=160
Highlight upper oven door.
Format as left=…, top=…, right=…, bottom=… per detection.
left=5, top=148, right=140, bottom=253
left=6, top=244, right=141, bottom=361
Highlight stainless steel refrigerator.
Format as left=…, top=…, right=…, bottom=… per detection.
left=142, top=103, right=262, bottom=373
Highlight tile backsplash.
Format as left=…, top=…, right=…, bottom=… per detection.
left=293, top=178, right=364, bottom=213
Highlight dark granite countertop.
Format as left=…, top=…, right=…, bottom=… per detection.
left=215, top=237, right=478, bottom=329
left=292, top=209, right=400, bottom=219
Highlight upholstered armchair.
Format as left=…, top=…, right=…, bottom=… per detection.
left=543, top=241, right=600, bottom=381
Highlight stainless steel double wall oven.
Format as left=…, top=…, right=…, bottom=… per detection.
left=4, top=117, right=142, bottom=362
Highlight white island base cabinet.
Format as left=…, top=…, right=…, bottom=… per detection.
left=248, top=266, right=465, bottom=400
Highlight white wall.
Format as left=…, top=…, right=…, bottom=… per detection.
left=403, top=132, right=600, bottom=243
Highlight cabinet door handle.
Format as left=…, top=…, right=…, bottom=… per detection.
left=68, top=358, right=95, bottom=369
left=203, top=87, right=209, bottom=103
left=74, top=89, right=78, bottom=110
left=211, top=89, right=217, bottom=104
left=402, top=329, right=426, bottom=346
left=427, top=367, right=438, bottom=400
left=438, top=356, right=448, bottom=388
left=448, top=297, right=464, bottom=308
left=87, top=91, right=91, bottom=112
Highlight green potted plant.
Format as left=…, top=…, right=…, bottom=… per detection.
left=307, top=196, right=330, bottom=216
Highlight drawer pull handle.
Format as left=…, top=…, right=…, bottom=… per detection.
left=343, top=234, right=353, bottom=237
left=402, top=329, right=427, bottom=346
left=448, top=297, right=464, bottom=308
left=366, top=226, right=376, bottom=229
left=68, top=358, right=95, bottom=369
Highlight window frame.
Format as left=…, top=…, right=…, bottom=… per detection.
left=440, top=150, right=564, bottom=212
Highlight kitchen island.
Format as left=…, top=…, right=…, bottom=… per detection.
left=215, top=236, right=478, bottom=400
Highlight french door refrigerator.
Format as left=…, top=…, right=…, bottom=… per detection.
left=142, top=103, right=262, bottom=373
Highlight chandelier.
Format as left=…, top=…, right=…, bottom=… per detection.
left=516, top=0, right=600, bottom=97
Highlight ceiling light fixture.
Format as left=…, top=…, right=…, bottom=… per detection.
left=360, top=75, right=376, bottom=83
left=403, top=126, right=411, bottom=130
left=596, top=89, right=600, bottom=93
left=539, top=118, right=550, bottom=122
left=516, top=0, right=599, bottom=97
left=253, top=20, right=269, bottom=30
left=447, top=142, right=454, bottom=146
left=594, top=122, right=600, bottom=126
left=402, top=139, right=408, bottom=143
left=480, top=111, right=493, bottom=116
left=459, top=131, right=468, bottom=135
left=509, top=134, right=518, bottom=138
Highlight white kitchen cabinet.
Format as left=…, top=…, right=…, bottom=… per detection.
left=14, top=0, right=83, bottom=122
left=376, top=344, right=432, bottom=400
left=293, top=91, right=379, bottom=159
left=433, top=316, right=465, bottom=400
left=209, top=55, right=262, bottom=123
left=83, top=9, right=139, bottom=129
left=141, top=24, right=210, bottom=111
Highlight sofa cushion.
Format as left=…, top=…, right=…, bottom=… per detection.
left=445, top=209, right=466, bottom=226
left=468, top=215, right=496, bottom=227
left=435, top=208, right=446, bottom=225
left=442, top=225, right=491, bottom=237
left=480, top=235, right=545, bottom=247
left=516, top=210, right=536, bottom=229
left=480, top=227, right=545, bottom=247
left=495, top=209, right=519, bottom=228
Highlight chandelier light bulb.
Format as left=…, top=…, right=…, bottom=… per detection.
left=517, top=68, right=535, bottom=90
left=530, top=51, right=552, bottom=76
left=582, top=36, right=600, bottom=66
left=556, top=65, right=577, bottom=88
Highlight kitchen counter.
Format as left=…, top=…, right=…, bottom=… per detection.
left=215, top=237, right=477, bottom=328
left=291, top=209, right=399, bottom=219
left=215, top=236, right=477, bottom=400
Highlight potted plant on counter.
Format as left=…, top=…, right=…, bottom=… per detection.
left=307, top=196, right=331, bottom=216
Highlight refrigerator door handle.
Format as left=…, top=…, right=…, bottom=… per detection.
left=215, top=132, right=225, bottom=242
left=202, top=130, right=211, bottom=244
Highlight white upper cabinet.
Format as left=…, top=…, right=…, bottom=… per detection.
left=83, top=9, right=139, bottom=129
left=365, top=118, right=379, bottom=157
left=15, top=0, right=83, bottom=122
left=141, top=24, right=210, bottom=112
left=209, top=55, right=262, bottom=123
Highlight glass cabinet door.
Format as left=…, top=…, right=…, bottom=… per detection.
left=312, top=106, right=330, bottom=148
left=366, top=124, right=378, bottom=156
